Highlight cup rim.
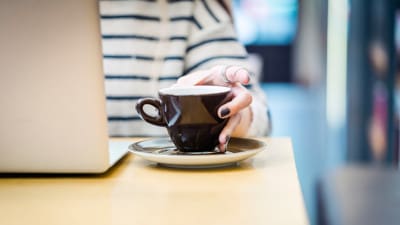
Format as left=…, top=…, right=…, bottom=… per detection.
left=159, top=85, right=231, bottom=96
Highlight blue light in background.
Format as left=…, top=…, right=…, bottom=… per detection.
left=233, top=0, right=298, bottom=45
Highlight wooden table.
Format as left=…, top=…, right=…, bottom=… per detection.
left=0, top=137, right=308, bottom=225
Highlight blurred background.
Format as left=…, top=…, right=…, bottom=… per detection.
left=232, top=0, right=399, bottom=224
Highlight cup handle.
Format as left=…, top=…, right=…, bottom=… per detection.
left=135, top=98, right=166, bottom=127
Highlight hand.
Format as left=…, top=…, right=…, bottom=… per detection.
left=175, top=65, right=253, bottom=152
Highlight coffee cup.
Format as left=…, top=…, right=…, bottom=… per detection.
left=135, top=85, right=233, bottom=152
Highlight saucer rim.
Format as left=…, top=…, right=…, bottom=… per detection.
left=128, top=137, right=266, bottom=167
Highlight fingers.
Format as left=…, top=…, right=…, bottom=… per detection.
left=175, top=65, right=251, bottom=87
left=212, top=65, right=251, bottom=86
left=221, top=65, right=251, bottom=85
left=218, top=113, right=241, bottom=152
left=218, top=84, right=252, bottom=118
left=176, top=65, right=227, bottom=86
left=174, top=69, right=210, bottom=86
left=217, top=84, right=252, bottom=151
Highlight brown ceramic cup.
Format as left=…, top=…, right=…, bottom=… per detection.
left=135, top=86, right=233, bottom=152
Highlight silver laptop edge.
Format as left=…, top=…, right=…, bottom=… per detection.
left=0, top=0, right=128, bottom=173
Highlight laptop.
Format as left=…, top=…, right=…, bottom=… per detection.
left=0, top=0, right=128, bottom=173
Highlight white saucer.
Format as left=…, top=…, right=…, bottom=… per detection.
left=128, top=137, right=266, bottom=169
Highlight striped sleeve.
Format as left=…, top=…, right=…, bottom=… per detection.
left=100, top=0, right=169, bottom=136
left=184, top=0, right=270, bottom=136
left=184, top=0, right=248, bottom=74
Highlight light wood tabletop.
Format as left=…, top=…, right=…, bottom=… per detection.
left=0, top=137, right=308, bottom=225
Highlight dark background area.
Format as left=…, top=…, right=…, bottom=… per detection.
left=246, top=45, right=293, bottom=83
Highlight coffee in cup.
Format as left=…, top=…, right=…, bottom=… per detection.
left=135, top=85, right=232, bottom=152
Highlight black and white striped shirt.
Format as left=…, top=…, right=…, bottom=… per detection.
left=100, top=0, right=269, bottom=137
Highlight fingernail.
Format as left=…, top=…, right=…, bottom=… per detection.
left=224, top=135, right=231, bottom=151
left=220, top=108, right=230, bottom=118
left=225, top=135, right=231, bottom=143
